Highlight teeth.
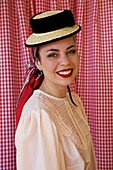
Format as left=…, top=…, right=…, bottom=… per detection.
left=58, top=70, right=71, bottom=75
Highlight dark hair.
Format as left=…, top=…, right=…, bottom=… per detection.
left=36, top=47, right=41, bottom=60
left=31, top=47, right=41, bottom=61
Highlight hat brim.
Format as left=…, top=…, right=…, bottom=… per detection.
left=25, top=24, right=81, bottom=47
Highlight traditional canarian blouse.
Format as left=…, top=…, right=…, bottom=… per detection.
left=15, top=89, right=97, bottom=170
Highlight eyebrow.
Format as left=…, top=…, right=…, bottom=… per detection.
left=46, top=45, right=76, bottom=52
left=67, top=45, right=76, bottom=50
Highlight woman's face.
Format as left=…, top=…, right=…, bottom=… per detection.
left=36, top=36, right=80, bottom=91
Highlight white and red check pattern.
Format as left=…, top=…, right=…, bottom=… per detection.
left=0, top=0, right=113, bottom=169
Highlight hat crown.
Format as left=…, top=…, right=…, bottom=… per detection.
left=30, top=10, right=75, bottom=34
left=33, top=10, right=64, bottom=19
left=25, top=10, right=81, bottom=47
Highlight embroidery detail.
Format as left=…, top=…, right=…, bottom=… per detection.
left=39, top=93, right=90, bottom=150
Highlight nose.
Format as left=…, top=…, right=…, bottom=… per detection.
left=59, top=54, right=70, bottom=66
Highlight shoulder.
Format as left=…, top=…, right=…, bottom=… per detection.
left=71, top=92, right=87, bottom=118
left=21, top=90, right=41, bottom=119
left=17, top=90, right=52, bottom=132
left=71, top=92, right=83, bottom=105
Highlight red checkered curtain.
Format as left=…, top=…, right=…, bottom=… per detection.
left=0, top=0, right=113, bottom=169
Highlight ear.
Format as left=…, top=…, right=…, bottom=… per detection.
left=35, top=59, right=42, bottom=71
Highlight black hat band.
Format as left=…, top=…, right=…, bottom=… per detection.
left=30, top=10, right=75, bottom=34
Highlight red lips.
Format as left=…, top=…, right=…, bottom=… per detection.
left=56, top=68, right=73, bottom=78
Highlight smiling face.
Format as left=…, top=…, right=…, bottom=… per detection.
left=36, top=36, right=80, bottom=97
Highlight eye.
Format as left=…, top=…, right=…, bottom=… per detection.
left=67, top=49, right=76, bottom=55
left=47, top=53, right=58, bottom=58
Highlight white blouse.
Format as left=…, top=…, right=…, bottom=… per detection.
left=15, top=90, right=96, bottom=170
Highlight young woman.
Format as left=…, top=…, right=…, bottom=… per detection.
left=15, top=10, right=97, bottom=170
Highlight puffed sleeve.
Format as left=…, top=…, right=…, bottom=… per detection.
left=15, top=109, right=64, bottom=170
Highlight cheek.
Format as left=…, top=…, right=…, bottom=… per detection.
left=41, top=61, right=56, bottom=73
left=72, top=55, right=80, bottom=67
left=77, top=56, right=80, bottom=67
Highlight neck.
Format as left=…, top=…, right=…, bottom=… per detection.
left=39, top=81, right=67, bottom=98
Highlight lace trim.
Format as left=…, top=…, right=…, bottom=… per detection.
left=38, top=92, right=91, bottom=150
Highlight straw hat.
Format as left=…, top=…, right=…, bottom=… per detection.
left=25, top=10, right=81, bottom=47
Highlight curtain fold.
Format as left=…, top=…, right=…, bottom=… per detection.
left=0, top=0, right=113, bottom=169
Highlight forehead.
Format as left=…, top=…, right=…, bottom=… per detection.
left=39, top=36, right=76, bottom=52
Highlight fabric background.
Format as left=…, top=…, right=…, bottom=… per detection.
left=0, top=0, right=113, bottom=169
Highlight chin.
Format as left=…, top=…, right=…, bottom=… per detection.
left=60, top=80, right=74, bottom=87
